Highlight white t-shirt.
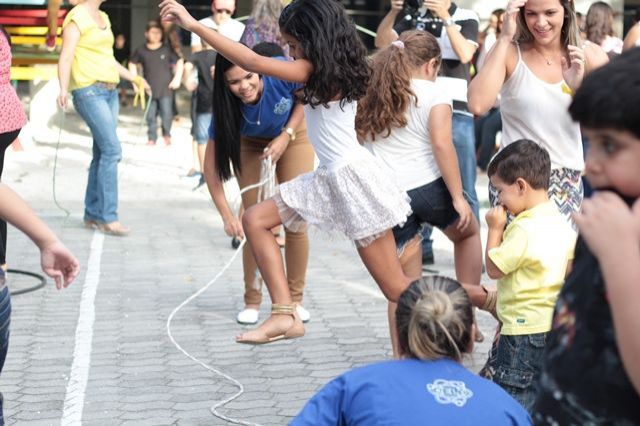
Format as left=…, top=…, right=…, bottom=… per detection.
left=191, top=16, right=245, bottom=46
left=365, top=79, right=452, bottom=191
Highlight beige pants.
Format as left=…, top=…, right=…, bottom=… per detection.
left=237, top=125, right=314, bottom=305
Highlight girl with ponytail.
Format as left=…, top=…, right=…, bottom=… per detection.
left=356, top=30, right=483, bottom=355
left=292, top=276, right=531, bottom=425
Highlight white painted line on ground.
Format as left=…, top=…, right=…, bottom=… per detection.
left=61, top=230, right=104, bottom=425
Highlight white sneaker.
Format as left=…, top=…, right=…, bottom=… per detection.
left=236, top=308, right=259, bottom=325
left=296, top=305, right=311, bottom=323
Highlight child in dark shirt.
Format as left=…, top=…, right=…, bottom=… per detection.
left=531, top=47, right=640, bottom=424
left=129, top=20, right=183, bottom=146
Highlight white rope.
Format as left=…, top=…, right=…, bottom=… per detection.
left=167, top=157, right=276, bottom=426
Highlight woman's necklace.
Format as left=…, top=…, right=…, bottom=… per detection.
left=241, top=94, right=263, bottom=126
left=533, top=47, right=559, bottom=66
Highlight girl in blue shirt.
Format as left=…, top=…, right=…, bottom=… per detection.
left=205, top=48, right=314, bottom=326
left=292, top=276, right=532, bottom=426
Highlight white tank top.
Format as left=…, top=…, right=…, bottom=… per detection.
left=304, top=100, right=369, bottom=170
left=500, top=45, right=583, bottom=171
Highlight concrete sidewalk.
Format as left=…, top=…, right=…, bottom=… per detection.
left=2, top=100, right=497, bottom=425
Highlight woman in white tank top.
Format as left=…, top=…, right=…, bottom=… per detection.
left=468, top=0, right=608, bottom=223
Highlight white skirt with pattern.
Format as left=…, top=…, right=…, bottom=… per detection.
left=273, top=155, right=412, bottom=247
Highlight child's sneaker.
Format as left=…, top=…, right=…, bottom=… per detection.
left=45, top=34, right=56, bottom=52
left=146, top=140, right=156, bottom=146
left=163, top=136, right=171, bottom=146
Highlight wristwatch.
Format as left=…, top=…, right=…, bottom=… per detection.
left=443, top=17, right=455, bottom=27
left=283, top=127, right=296, bottom=141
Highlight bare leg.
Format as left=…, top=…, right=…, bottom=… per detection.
left=236, top=199, right=303, bottom=342
left=442, top=218, right=482, bottom=286
left=357, top=231, right=414, bottom=303
left=443, top=217, right=484, bottom=341
left=388, top=235, right=422, bottom=358
left=46, top=0, right=62, bottom=37
left=197, top=143, right=206, bottom=173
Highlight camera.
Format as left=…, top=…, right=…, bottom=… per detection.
left=402, top=0, right=431, bottom=29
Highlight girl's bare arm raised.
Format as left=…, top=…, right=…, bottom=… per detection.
left=159, top=0, right=312, bottom=83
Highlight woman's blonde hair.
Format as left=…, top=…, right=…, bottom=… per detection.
left=355, top=30, right=441, bottom=141
left=585, top=1, right=616, bottom=45
left=396, top=276, right=473, bottom=362
left=516, top=0, right=581, bottom=47
left=250, top=0, right=282, bottom=29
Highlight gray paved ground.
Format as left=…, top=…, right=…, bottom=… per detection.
left=2, top=97, right=497, bottom=425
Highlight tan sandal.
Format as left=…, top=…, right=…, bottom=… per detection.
left=236, top=303, right=305, bottom=344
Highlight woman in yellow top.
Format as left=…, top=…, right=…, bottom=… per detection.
left=57, top=0, right=148, bottom=236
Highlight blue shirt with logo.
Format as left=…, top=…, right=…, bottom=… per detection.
left=209, top=58, right=301, bottom=140
left=290, top=358, right=531, bottom=426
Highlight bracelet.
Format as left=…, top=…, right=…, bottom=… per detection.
left=282, top=127, right=296, bottom=142
left=480, top=284, right=497, bottom=314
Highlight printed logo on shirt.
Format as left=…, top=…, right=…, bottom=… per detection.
left=273, top=97, right=292, bottom=115
left=426, top=379, right=473, bottom=407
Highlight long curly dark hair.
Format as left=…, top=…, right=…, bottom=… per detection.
left=212, top=53, right=245, bottom=181
left=278, top=0, right=370, bottom=107
left=356, top=31, right=441, bottom=141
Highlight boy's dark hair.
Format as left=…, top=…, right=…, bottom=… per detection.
left=569, top=48, right=640, bottom=139
left=279, top=0, right=370, bottom=108
left=252, top=42, right=284, bottom=58
left=487, top=139, right=551, bottom=190
left=146, top=20, right=163, bottom=32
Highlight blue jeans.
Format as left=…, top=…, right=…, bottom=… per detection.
left=147, top=96, right=174, bottom=141
left=72, top=84, right=122, bottom=224
left=482, top=332, right=547, bottom=413
left=194, top=113, right=212, bottom=145
left=0, top=272, right=12, bottom=425
left=474, top=107, right=502, bottom=171
left=422, top=113, right=479, bottom=257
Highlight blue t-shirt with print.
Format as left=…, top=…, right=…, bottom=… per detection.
left=291, top=358, right=531, bottom=426
left=209, top=59, right=301, bottom=140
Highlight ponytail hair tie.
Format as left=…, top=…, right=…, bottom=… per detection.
left=391, top=40, right=405, bottom=49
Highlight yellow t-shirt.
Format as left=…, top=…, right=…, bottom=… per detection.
left=63, top=5, right=119, bottom=91
left=489, top=201, right=576, bottom=335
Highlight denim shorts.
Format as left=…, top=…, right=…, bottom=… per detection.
left=481, top=332, right=547, bottom=413
left=194, top=113, right=212, bottom=145
left=392, top=177, right=459, bottom=250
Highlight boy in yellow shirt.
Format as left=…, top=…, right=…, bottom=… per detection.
left=481, top=139, right=576, bottom=412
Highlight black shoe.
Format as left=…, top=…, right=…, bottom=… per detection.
left=193, top=175, right=206, bottom=191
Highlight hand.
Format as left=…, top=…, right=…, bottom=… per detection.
left=486, top=205, right=508, bottom=230
left=168, top=78, right=181, bottom=90
left=573, top=192, right=640, bottom=259
left=159, top=0, right=198, bottom=32
left=389, top=0, right=404, bottom=12
left=40, top=241, right=80, bottom=289
left=57, top=91, right=69, bottom=110
left=452, top=196, right=473, bottom=232
left=423, top=0, right=450, bottom=20
left=260, top=133, right=290, bottom=163
left=501, top=0, right=527, bottom=41
left=562, top=44, right=586, bottom=91
left=223, top=216, right=244, bottom=239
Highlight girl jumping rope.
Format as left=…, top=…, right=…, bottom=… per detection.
left=356, top=30, right=483, bottom=354
left=160, top=0, right=414, bottom=345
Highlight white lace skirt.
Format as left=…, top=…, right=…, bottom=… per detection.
left=273, top=155, right=412, bottom=247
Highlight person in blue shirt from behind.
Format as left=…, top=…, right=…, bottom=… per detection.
left=291, top=275, right=531, bottom=425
